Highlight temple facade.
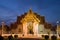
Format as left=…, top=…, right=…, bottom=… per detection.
left=16, top=8, right=45, bottom=35
left=0, top=8, right=53, bottom=37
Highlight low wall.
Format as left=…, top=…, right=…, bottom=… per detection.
left=1, top=34, right=59, bottom=38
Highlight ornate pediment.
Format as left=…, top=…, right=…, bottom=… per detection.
left=21, top=8, right=40, bottom=23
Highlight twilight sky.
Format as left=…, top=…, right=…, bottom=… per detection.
left=0, top=0, right=60, bottom=25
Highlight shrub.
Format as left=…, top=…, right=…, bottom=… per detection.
left=51, top=35, right=57, bottom=40
left=44, top=35, right=49, bottom=40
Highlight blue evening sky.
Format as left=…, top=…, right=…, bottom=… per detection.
left=0, top=0, right=60, bottom=25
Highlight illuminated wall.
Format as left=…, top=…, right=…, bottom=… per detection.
left=33, top=22, right=38, bottom=35
left=23, top=22, right=27, bottom=35
left=38, top=24, right=44, bottom=34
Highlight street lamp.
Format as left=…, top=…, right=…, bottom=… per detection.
left=56, top=21, right=59, bottom=37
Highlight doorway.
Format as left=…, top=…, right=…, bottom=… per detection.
left=27, top=21, right=34, bottom=34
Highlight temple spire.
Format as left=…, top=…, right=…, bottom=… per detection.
left=29, top=8, right=32, bottom=11
left=29, top=8, right=32, bottom=13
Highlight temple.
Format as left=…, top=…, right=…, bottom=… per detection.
left=0, top=8, right=55, bottom=37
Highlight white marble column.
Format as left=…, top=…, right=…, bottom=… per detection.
left=33, top=22, right=38, bottom=36
left=23, top=22, right=27, bottom=36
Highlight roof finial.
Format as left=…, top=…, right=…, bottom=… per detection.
left=29, top=8, right=32, bottom=13
left=30, top=7, right=32, bottom=10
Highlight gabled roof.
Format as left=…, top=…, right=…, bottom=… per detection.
left=44, top=22, right=52, bottom=29
left=10, top=22, right=17, bottom=29
left=17, top=9, right=45, bottom=24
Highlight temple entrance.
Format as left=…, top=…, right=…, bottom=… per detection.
left=27, top=21, right=34, bottom=34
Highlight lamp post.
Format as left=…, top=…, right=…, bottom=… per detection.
left=56, top=21, right=59, bottom=37
left=2, top=21, right=5, bottom=36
